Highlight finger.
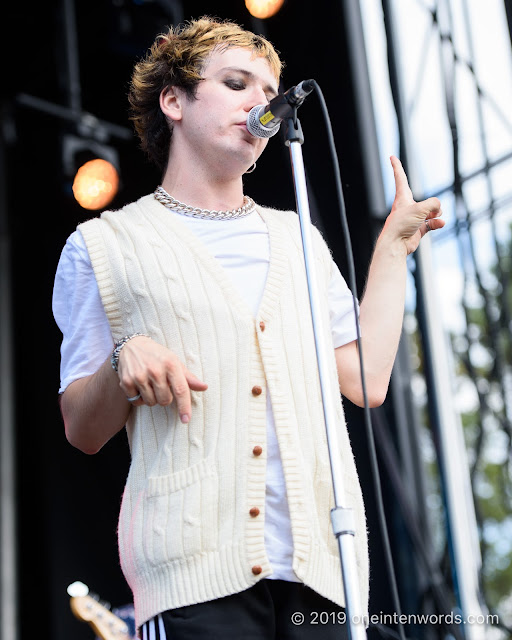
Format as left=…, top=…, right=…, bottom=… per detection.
left=119, top=376, right=144, bottom=406
left=424, top=217, right=445, bottom=233
left=142, top=364, right=176, bottom=406
left=167, top=370, right=193, bottom=423
left=134, top=380, right=158, bottom=407
left=120, top=372, right=157, bottom=407
left=422, top=216, right=445, bottom=238
left=152, top=377, right=174, bottom=406
left=421, top=196, right=442, bottom=216
left=122, top=388, right=148, bottom=407
left=423, top=197, right=444, bottom=235
left=390, top=156, right=414, bottom=203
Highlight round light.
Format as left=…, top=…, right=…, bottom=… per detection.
left=72, top=158, right=119, bottom=210
left=245, top=0, right=285, bottom=19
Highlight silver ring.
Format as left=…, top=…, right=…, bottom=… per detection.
left=127, top=393, right=141, bottom=402
left=425, top=219, right=431, bottom=232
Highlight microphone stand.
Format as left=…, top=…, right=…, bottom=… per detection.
left=283, top=113, right=367, bottom=640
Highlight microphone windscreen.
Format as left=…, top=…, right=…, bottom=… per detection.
left=246, top=105, right=281, bottom=139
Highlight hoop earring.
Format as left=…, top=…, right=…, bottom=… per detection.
left=245, top=162, right=256, bottom=174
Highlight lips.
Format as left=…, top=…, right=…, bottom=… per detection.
left=235, top=122, right=258, bottom=144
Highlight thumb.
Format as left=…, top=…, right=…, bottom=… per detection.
left=185, top=369, right=208, bottom=391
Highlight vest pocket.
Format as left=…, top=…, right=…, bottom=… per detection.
left=142, top=458, right=219, bottom=566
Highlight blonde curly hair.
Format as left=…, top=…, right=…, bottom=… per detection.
left=128, top=16, right=283, bottom=171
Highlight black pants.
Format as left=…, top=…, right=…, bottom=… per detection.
left=144, top=579, right=349, bottom=639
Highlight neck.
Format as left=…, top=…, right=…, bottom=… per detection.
left=161, top=151, right=247, bottom=212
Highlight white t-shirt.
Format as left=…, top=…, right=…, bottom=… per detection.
left=53, top=208, right=359, bottom=584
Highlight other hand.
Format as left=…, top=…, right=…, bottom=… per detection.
left=385, top=155, right=445, bottom=255
left=117, top=336, right=208, bottom=423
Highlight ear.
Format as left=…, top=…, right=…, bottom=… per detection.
left=160, top=86, right=182, bottom=122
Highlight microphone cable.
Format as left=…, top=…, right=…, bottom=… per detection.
left=305, top=80, right=407, bottom=640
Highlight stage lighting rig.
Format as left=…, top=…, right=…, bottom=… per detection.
left=72, top=158, right=119, bottom=211
left=62, top=132, right=120, bottom=211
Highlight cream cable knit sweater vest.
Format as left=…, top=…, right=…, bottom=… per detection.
left=78, top=194, right=369, bottom=629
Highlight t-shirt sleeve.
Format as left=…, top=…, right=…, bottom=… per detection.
left=329, top=260, right=360, bottom=349
left=52, top=230, right=114, bottom=393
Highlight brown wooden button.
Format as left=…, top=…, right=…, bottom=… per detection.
left=252, top=385, right=262, bottom=396
left=259, top=321, right=266, bottom=332
left=252, top=445, right=263, bottom=456
left=249, top=507, right=260, bottom=517
left=252, top=565, right=263, bottom=575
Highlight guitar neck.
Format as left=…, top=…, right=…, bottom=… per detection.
left=70, top=594, right=132, bottom=640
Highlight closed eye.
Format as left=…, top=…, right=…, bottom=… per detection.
left=224, top=79, right=246, bottom=91
left=218, top=66, right=279, bottom=101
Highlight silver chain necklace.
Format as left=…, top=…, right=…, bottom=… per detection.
left=154, top=186, right=256, bottom=220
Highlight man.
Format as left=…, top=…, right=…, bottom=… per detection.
left=53, top=16, right=444, bottom=640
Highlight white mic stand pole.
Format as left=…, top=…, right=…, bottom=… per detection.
left=283, top=113, right=367, bottom=640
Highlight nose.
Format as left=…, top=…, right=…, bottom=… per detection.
left=244, top=85, right=269, bottom=112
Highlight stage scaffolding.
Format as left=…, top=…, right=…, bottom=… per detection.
left=355, top=0, right=512, bottom=637
left=0, top=107, right=17, bottom=640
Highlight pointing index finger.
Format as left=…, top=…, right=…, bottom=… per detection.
left=391, top=155, right=414, bottom=203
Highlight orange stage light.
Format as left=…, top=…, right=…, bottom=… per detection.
left=72, top=158, right=119, bottom=210
left=245, top=0, right=285, bottom=19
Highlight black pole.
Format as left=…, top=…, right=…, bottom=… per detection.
left=504, top=0, right=512, bottom=48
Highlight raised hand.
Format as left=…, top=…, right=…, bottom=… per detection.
left=385, top=155, right=445, bottom=255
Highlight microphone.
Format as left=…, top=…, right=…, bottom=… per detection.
left=246, top=79, right=315, bottom=138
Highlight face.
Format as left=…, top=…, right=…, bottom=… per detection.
left=165, top=47, right=280, bottom=176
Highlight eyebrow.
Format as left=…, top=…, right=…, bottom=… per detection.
left=220, top=67, right=279, bottom=99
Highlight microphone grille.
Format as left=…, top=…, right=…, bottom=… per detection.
left=247, top=106, right=281, bottom=139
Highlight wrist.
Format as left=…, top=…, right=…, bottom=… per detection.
left=111, top=333, right=149, bottom=372
left=375, top=229, right=409, bottom=261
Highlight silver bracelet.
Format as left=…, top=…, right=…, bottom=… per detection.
left=111, top=333, right=149, bottom=372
